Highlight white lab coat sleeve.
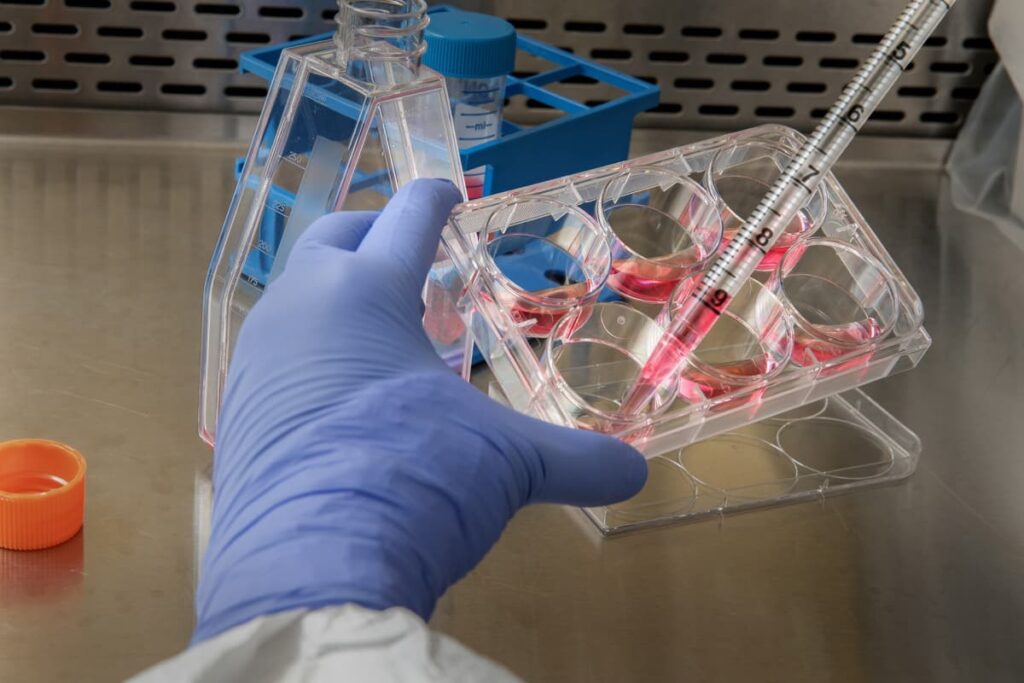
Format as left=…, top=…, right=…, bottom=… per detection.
left=128, top=605, right=523, bottom=683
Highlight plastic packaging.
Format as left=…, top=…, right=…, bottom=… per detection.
left=423, top=10, right=516, bottom=200
left=947, top=0, right=1024, bottom=253
left=947, top=65, right=1024, bottom=253
left=200, top=0, right=467, bottom=444
left=947, top=0, right=1024, bottom=255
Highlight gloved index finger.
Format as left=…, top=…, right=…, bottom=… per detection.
left=524, top=418, right=648, bottom=507
left=358, top=178, right=463, bottom=287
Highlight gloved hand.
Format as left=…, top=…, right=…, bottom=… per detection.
left=194, top=179, right=647, bottom=643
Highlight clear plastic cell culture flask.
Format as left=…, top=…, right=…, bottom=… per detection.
left=200, top=0, right=466, bottom=445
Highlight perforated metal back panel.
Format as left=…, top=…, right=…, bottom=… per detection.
left=0, top=0, right=997, bottom=136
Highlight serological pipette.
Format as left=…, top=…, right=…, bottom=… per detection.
left=617, top=0, right=957, bottom=416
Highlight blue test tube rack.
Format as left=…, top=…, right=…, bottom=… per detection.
left=235, top=5, right=660, bottom=193
left=232, top=5, right=659, bottom=295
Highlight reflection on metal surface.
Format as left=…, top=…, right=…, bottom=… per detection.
left=677, top=432, right=799, bottom=500
left=435, top=152, right=1024, bottom=681
left=0, top=532, right=84, bottom=606
left=777, top=416, right=895, bottom=480
left=194, top=464, right=213, bottom=588
left=0, top=110, right=1023, bottom=681
left=0, top=129, right=224, bottom=681
left=604, top=456, right=696, bottom=525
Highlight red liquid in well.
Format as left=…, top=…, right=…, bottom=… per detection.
left=720, top=208, right=813, bottom=271
left=465, top=177, right=485, bottom=200
left=678, top=356, right=781, bottom=402
left=608, top=242, right=711, bottom=302
left=605, top=200, right=716, bottom=302
left=791, top=317, right=885, bottom=364
left=507, top=303, right=568, bottom=337
left=608, top=263, right=679, bottom=302
left=618, top=298, right=721, bottom=414
left=490, top=281, right=591, bottom=337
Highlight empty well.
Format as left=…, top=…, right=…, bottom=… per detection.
left=776, top=417, right=894, bottom=480
left=677, top=433, right=798, bottom=501
left=604, top=456, right=697, bottom=524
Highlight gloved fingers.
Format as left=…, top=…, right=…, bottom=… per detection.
left=521, top=418, right=648, bottom=507
left=294, top=211, right=380, bottom=253
left=358, top=179, right=462, bottom=290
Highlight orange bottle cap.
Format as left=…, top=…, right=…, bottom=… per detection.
left=0, top=440, right=86, bottom=551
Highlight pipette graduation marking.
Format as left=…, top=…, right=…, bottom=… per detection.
left=618, top=0, right=956, bottom=416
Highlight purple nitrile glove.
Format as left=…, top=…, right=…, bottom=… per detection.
left=193, top=179, right=647, bottom=643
